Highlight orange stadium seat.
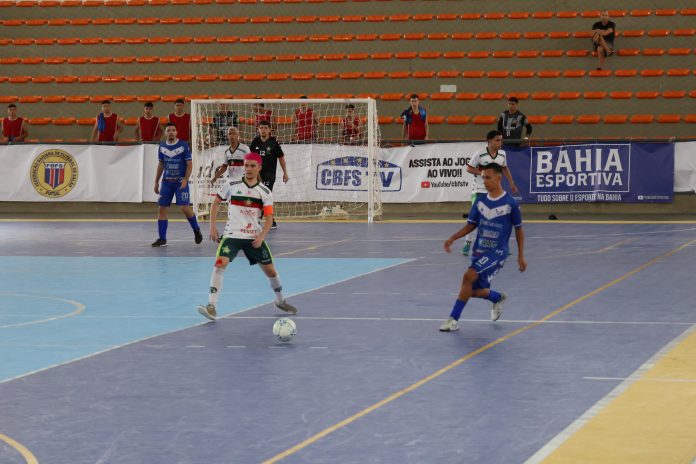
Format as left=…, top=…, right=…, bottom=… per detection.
left=113, top=95, right=135, bottom=102
left=463, top=70, right=485, bottom=78
left=468, top=51, right=490, bottom=59
left=472, top=116, right=497, bottom=125
left=9, top=76, right=31, bottom=83
left=0, top=57, right=20, bottom=64
left=51, top=117, right=75, bottom=126
left=674, top=29, right=696, bottom=36
left=513, top=70, right=535, bottom=78
left=577, top=115, right=601, bottom=124
left=481, top=92, right=505, bottom=100
left=656, top=9, right=677, bottom=16
left=267, top=73, right=289, bottom=81
left=558, top=92, right=581, bottom=99
left=172, top=74, right=194, bottom=82
left=356, top=34, right=377, bottom=41
left=556, top=11, right=578, bottom=18
left=538, top=70, right=561, bottom=78
left=475, top=32, right=497, bottom=40
left=499, top=32, right=520, bottom=40
left=381, top=93, right=403, bottom=101
left=657, top=114, right=681, bottom=123
left=413, top=14, right=434, bottom=21
left=65, top=95, right=89, bottom=103
left=532, top=11, right=554, bottom=19
left=508, top=92, right=530, bottom=100
left=643, top=48, right=665, bottom=56
left=614, top=69, right=638, bottom=77
left=668, top=48, right=692, bottom=55
left=636, top=91, right=660, bottom=99
left=430, top=93, right=454, bottom=101
left=573, top=31, right=593, bottom=39
left=460, top=13, right=481, bottom=20
left=590, top=69, right=613, bottom=77
left=648, top=29, right=670, bottom=37
left=125, top=75, right=146, bottom=82
left=316, top=72, right=337, bottom=80
left=300, top=54, right=321, bottom=61
left=581, top=10, right=601, bottom=18
left=443, top=51, right=465, bottom=59
left=19, top=96, right=42, bottom=103
left=630, top=114, right=655, bottom=123
left=413, top=71, right=436, bottom=78
left=667, top=69, right=691, bottom=76
left=419, top=51, right=441, bottom=59
left=455, top=93, right=479, bottom=100
left=219, top=74, right=241, bottom=81
left=388, top=14, right=410, bottom=21
left=527, top=115, right=549, bottom=124
left=364, top=71, right=387, bottom=79
left=483, top=12, right=505, bottom=20
left=275, top=54, right=297, bottom=62
left=388, top=71, right=411, bottom=79
left=524, top=32, right=546, bottom=39
left=532, top=92, right=555, bottom=100
left=550, top=115, right=574, bottom=124
left=487, top=71, right=509, bottom=78
left=630, top=9, right=652, bottom=17
left=604, top=114, right=628, bottom=124
left=371, top=52, right=393, bottom=60
left=437, top=70, right=459, bottom=78
left=663, top=90, right=686, bottom=98
left=452, top=32, right=473, bottom=40
left=22, top=57, right=43, bottom=64
left=29, top=117, right=52, bottom=125
left=436, top=14, right=458, bottom=21
left=622, top=30, right=645, bottom=37
left=196, top=75, right=217, bottom=81
left=447, top=116, right=470, bottom=125
left=583, top=92, right=606, bottom=99
left=291, top=73, right=313, bottom=80
left=618, top=49, right=640, bottom=56
left=640, top=69, right=664, bottom=77
left=404, top=33, right=425, bottom=40
left=609, top=91, right=633, bottom=99
left=42, top=95, right=65, bottom=103
left=339, top=72, right=362, bottom=79
left=543, top=49, right=566, bottom=58
left=428, top=116, right=445, bottom=124
left=103, top=75, right=124, bottom=82
left=517, top=50, right=540, bottom=58
left=323, top=53, right=346, bottom=61
left=508, top=12, right=530, bottom=19
left=684, top=114, right=696, bottom=123
left=492, top=51, right=514, bottom=58
left=548, top=31, right=571, bottom=39
left=564, top=70, right=586, bottom=77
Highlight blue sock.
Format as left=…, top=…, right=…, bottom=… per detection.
left=158, top=220, right=168, bottom=240
left=187, top=215, right=200, bottom=231
left=449, top=299, right=467, bottom=320
left=485, top=290, right=502, bottom=303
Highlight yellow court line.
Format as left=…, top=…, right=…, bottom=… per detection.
left=262, top=238, right=696, bottom=464
left=539, top=323, right=696, bottom=464
left=0, top=433, right=38, bottom=464
left=0, top=293, right=85, bottom=329
left=275, top=238, right=354, bottom=257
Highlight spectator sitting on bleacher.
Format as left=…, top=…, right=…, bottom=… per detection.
left=1, top=104, right=28, bottom=143
left=294, top=96, right=319, bottom=143
left=135, top=101, right=162, bottom=143
left=592, top=10, right=616, bottom=70
left=401, top=94, right=428, bottom=142
left=340, top=104, right=361, bottom=144
left=90, top=100, right=122, bottom=143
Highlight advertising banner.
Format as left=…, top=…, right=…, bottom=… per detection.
left=0, top=144, right=143, bottom=202
left=505, top=142, right=674, bottom=203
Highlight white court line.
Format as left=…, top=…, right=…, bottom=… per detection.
left=0, top=257, right=417, bottom=386
left=524, top=323, right=696, bottom=464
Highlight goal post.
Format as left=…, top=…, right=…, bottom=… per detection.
left=190, top=98, right=382, bottom=223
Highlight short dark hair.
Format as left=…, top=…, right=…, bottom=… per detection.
left=7, top=103, right=16, bottom=109
left=482, top=163, right=503, bottom=174
left=508, top=96, right=519, bottom=103
left=258, top=120, right=271, bottom=127
left=346, top=104, right=355, bottom=109
left=101, top=100, right=111, bottom=105
left=409, top=93, right=419, bottom=100
left=487, top=130, right=502, bottom=141
left=165, top=122, right=177, bottom=128
left=300, top=95, right=308, bottom=99
left=174, top=98, right=184, bottom=104
left=144, top=102, right=154, bottom=108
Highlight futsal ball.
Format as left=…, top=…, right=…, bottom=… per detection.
left=272, top=318, right=297, bottom=343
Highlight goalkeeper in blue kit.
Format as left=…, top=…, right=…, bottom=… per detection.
left=440, top=163, right=527, bottom=332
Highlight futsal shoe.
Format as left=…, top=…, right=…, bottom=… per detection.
left=151, top=238, right=167, bottom=247
left=439, top=317, right=459, bottom=332
left=491, top=292, right=507, bottom=322
left=194, top=228, right=203, bottom=244
left=271, top=220, right=278, bottom=230
left=461, top=241, right=471, bottom=256
left=274, top=300, right=298, bottom=315
left=197, top=303, right=217, bottom=321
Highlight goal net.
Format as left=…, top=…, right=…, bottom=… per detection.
left=190, top=98, right=382, bottom=223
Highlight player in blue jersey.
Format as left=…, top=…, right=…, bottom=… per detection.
left=440, top=163, right=527, bottom=332
left=151, top=122, right=203, bottom=247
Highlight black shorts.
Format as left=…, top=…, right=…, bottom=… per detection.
left=261, top=179, right=275, bottom=192
left=216, top=237, right=273, bottom=266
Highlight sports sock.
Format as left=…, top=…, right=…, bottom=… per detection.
left=268, top=275, right=284, bottom=304
left=157, top=219, right=168, bottom=240
left=485, top=290, right=502, bottom=304
left=187, top=215, right=200, bottom=231
left=449, top=299, right=467, bottom=320
left=208, top=267, right=224, bottom=305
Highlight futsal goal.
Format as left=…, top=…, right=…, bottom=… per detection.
left=190, top=98, right=382, bottom=223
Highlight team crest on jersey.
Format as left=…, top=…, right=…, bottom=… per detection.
left=29, top=149, right=79, bottom=198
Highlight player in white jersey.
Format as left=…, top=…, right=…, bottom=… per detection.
left=462, top=130, right=518, bottom=255
left=210, top=126, right=250, bottom=186
left=197, top=152, right=297, bottom=321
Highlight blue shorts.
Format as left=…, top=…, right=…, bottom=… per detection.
left=158, top=180, right=190, bottom=207
left=470, top=252, right=506, bottom=290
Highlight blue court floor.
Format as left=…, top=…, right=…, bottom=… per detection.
left=0, top=220, right=695, bottom=463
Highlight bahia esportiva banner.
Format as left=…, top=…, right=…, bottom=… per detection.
left=505, top=142, right=674, bottom=203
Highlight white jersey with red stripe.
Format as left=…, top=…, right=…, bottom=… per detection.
left=217, top=177, right=273, bottom=240
left=221, top=142, right=250, bottom=179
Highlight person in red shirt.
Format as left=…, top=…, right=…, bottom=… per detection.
left=90, top=100, right=122, bottom=143
left=135, top=101, right=162, bottom=142
left=1, top=104, right=28, bottom=143
left=340, top=104, right=361, bottom=144
left=294, top=96, right=319, bottom=142
left=168, top=98, right=191, bottom=142
left=254, top=101, right=275, bottom=136
left=400, top=94, right=429, bottom=142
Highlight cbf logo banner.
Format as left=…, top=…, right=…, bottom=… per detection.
left=506, top=143, right=674, bottom=203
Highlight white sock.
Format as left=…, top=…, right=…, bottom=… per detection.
left=209, top=267, right=224, bottom=306
left=268, top=275, right=284, bottom=304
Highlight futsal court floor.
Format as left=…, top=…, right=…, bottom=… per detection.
left=1, top=218, right=696, bottom=464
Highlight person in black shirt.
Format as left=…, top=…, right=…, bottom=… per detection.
left=592, top=10, right=616, bottom=70
left=497, top=97, right=532, bottom=146
left=212, top=103, right=238, bottom=145
left=249, top=120, right=289, bottom=229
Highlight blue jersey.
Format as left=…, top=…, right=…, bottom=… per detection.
left=467, top=192, right=522, bottom=256
left=158, top=139, right=191, bottom=181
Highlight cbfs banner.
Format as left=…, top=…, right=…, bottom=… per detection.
left=506, top=142, right=674, bottom=203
